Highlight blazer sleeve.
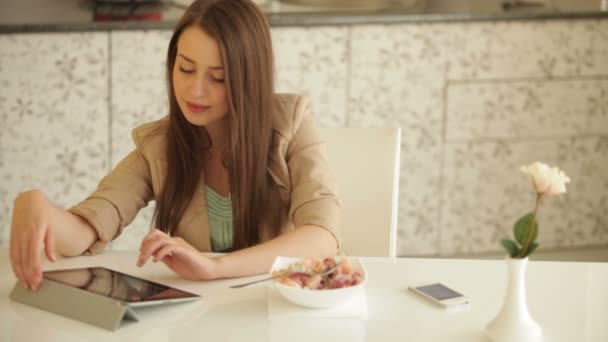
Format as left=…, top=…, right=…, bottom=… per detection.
left=286, top=95, right=342, bottom=248
left=68, top=130, right=155, bottom=255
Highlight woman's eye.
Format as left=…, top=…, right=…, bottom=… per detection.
left=211, top=76, right=225, bottom=83
left=179, top=67, right=194, bottom=74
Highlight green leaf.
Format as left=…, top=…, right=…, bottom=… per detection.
left=514, top=213, right=538, bottom=245
left=501, top=239, right=520, bottom=258
left=522, top=242, right=540, bottom=258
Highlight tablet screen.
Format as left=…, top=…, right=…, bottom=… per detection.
left=43, top=267, right=199, bottom=304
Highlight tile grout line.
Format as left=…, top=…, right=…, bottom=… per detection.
left=107, top=31, right=116, bottom=250
left=345, top=26, right=352, bottom=127
left=445, top=133, right=608, bottom=145
left=449, top=74, right=608, bottom=85
left=107, top=31, right=113, bottom=174
left=437, top=65, right=450, bottom=258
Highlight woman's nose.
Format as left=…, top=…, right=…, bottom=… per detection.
left=189, top=77, right=210, bottom=97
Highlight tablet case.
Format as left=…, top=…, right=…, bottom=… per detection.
left=9, top=279, right=139, bottom=331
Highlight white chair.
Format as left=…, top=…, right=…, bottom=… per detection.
left=319, top=127, right=401, bottom=258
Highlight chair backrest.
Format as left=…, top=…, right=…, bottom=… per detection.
left=318, top=127, right=401, bottom=258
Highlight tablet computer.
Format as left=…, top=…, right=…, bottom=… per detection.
left=43, top=267, right=201, bottom=308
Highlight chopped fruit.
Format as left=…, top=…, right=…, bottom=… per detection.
left=273, top=257, right=362, bottom=290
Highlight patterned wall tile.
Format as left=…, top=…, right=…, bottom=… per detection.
left=437, top=19, right=608, bottom=255
left=110, top=30, right=172, bottom=249
left=446, top=79, right=608, bottom=142
left=272, top=26, right=348, bottom=127
left=553, top=136, right=608, bottom=246
left=111, top=30, right=172, bottom=163
left=444, top=19, right=608, bottom=80
left=440, top=136, right=608, bottom=255
left=2, top=18, right=607, bottom=257
left=0, top=33, right=109, bottom=245
left=586, top=82, right=608, bottom=135
left=350, top=24, right=448, bottom=256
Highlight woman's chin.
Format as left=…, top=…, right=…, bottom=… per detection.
left=183, top=113, right=212, bottom=127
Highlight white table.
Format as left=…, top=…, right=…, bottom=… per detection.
left=1, top=248, right=607, bottom=342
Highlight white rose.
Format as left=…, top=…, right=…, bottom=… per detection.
left=520, top=162, right=570, bottom=196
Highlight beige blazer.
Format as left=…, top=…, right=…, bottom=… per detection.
left=69, top=94, right=341, bottom=254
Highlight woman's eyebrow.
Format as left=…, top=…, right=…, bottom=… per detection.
left=178, top=53, right=196, bottom=64
left=177, top=54, right=223, bottom=69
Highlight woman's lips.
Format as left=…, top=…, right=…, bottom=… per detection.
left=185, top=101, right=210, bottom=113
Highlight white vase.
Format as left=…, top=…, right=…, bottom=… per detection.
left=485, top=257, right=543, bottom=342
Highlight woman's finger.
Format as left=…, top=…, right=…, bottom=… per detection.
left=138, top=236, right=173, bottom=267
left=139, top=229, right=165, bottom=252
left=139, top=232, right=163, bottom=258
left=44, top=224, right=57, bottom=262
left=139, top=229, right=156, bottom=251
left=160, top=254, right=175, bottom=269
left=19, top=224, right=34, bottom=289
left=25, top=223, right=45, bottom=290
left=29, top=223, right=46, bottom=290
left=153, top=244, right=177, bottom=262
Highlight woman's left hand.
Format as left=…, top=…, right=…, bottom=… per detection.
left=137, top=229, right=220, bottom=280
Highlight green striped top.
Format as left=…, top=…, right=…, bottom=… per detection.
left=204, top=186, right=234, bottom=253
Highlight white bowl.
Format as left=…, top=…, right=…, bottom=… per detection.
left=270, top=256, right=367, bottom=309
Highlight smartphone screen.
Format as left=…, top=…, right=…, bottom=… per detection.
left=415, top=283, right=463, bottom=300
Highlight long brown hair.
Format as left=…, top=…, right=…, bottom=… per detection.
left=155, top=0, right=282, bottom=249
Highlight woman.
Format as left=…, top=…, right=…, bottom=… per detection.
left=10, top=0, right=340, bottom=290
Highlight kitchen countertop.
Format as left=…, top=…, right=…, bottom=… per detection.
left=1, top=0, right=607, bottom=33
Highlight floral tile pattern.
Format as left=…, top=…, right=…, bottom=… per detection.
left=446, top=79, right=608, bottom=141
left=351, top=19, right=608, bottom=256
left=111, top=30, right=172, bottom=163
left=553, top=136, right=608, bottom=246
left=1, top=19, right=606, bottom=256
left=443, top=19, right=608, bottom=80
left=0, top=33, right=109, bottom=245
left=272, top=26, right=349, bottom=127
left=440, top=136, right=608, bottom=255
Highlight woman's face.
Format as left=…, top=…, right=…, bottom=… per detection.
left=173, top=25, right=228, bottom=127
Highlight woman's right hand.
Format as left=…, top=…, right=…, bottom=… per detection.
left=9, top=190, right=57, bottom=290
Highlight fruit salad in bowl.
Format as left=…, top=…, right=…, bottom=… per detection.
left=270, top=256, right=367, bottom=309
